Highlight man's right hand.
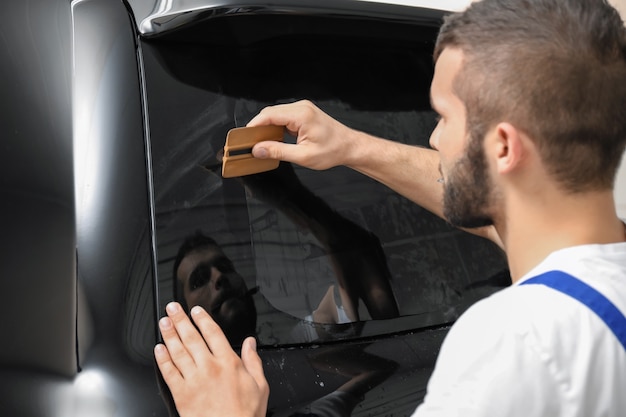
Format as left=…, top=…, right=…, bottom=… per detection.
left=248, top=100, right=359, bottom=171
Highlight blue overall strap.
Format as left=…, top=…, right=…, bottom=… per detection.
left=520, top=270, right=626, bottom=351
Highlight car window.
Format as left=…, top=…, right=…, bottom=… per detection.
left=142, top=13, right=509, bottom=347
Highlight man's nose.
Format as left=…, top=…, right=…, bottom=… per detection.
left=429, top=129, right=440, bottom=150
left=429, top=121, right=442, bottom=150
left=211, top=270, right=229, bottom=291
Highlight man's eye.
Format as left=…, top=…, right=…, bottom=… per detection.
left=189, top=264, right=212, bottom=291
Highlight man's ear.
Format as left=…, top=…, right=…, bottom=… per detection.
left=492, top=122, right=525, bottom=174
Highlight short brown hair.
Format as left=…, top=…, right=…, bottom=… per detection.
left=435, top=0, right=626, bottom=192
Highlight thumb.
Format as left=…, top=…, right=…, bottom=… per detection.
left=252, top=141, right=299, bottom=164
left=241, top=337, right=268, bottom=391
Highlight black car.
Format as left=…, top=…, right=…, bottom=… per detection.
left=0, top=1, right=508, bottom=416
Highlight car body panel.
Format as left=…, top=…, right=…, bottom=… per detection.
left=0, top=1, right=509, bottom=416
left=0, top=0, right=76, bottom=379
left=126, top=0, right=455, bottom=37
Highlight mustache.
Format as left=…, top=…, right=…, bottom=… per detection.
left=211, top=286, right=259, bottom=316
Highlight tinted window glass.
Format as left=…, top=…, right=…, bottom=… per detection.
left=142, top=14, right=509, bottom=346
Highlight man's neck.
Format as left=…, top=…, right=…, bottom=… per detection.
left=497, top=189, right=624, bottom=283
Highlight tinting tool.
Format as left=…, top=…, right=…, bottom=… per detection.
left=221, top=125, right=284, bottom=178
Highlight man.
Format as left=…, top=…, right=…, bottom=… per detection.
left=154, top=0, right=626, bottom=416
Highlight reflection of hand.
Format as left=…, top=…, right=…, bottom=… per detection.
left=155, top=302, right=269, bottom=417
left=248, top=100, right=357, bottom=170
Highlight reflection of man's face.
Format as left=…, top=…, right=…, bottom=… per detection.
left=176, top=245, right=251, bottom=333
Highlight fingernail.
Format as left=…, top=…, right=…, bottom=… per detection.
left=159, top=317, right=172, bottom=329
left=154, top=344, right=167, bottom=356
left=249, top=337, right=257, bottom=352
left=191, top=305, right=204, bottom=316
left=166, top=302, right=180, bottom=314
left=253, top=147, right=268, bottom=159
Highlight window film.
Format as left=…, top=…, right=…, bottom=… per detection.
left=141, top=14, right=509, bottom=346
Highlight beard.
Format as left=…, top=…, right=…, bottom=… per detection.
left=442, top=132, right=495, bottom=228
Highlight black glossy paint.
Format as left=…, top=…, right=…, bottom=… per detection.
left=0, top=1, right=76, bottom=416
left=72, top=0, right=164, bottom=416
left=126, top=0, right=446, bottom=37
left=0, top=1, right=509, bottom=416
left=0, top=0, right=165, bottom=415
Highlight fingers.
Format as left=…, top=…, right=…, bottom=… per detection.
left=246, top=100, right=314, bottom=131
left=247, top=100, right=354, bottom=171
left=160, top=303, right=211, bottom=368
left=159, top=303, right=243, bottom=365
left=189, top=306, right=234, bottom=357
left=248, top=101, right=316, bottom=166
left=158, top=316, right=199, bottom=377
left=155, top=306, right=270, bottom=417
left=241, top=337, right=268, bottom=392
left=242, top=337, right=270, bottom=415
left=154, top=343, right=183, bottom=388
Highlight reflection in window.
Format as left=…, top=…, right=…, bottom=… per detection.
left=150, top=100, right=508, bottom=346
left=142, top=27, right=509, bottom=346
left=244, top=108, right=508, bottom=329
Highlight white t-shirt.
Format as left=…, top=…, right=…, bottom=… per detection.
left=413, top=242, right=626, bottom=417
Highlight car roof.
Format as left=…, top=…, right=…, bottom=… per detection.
left=127, top=0, right=470, bottom=37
